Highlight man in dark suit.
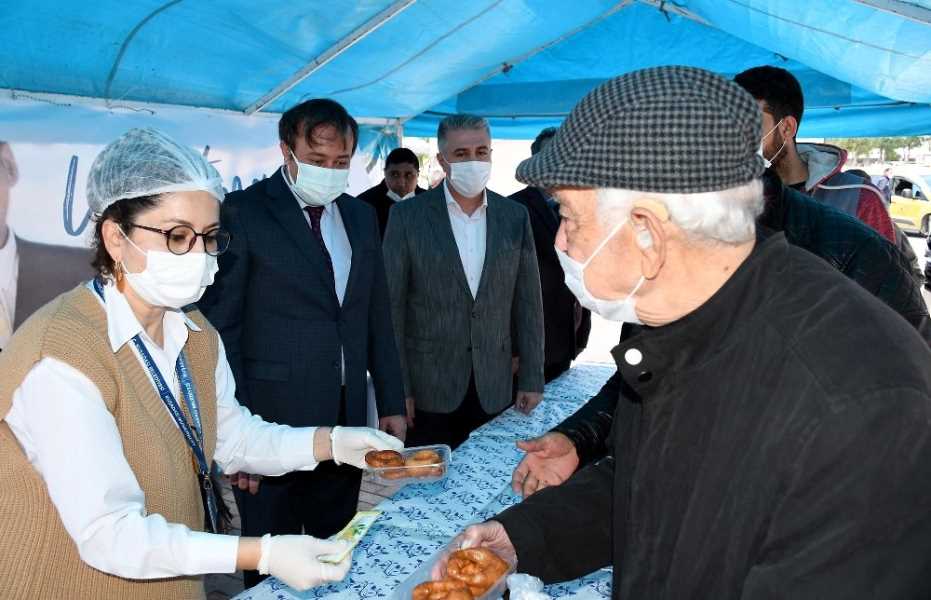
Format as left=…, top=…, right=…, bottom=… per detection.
left=356, top=147, right=425, bottom=238
left=509, top=128, right=591, bottom=382
left=383, top=114, right=545, bottom=449
left=199, top=99, right=405, bottom=588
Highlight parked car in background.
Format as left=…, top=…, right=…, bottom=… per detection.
left=887, top=166, right=931, bottom=235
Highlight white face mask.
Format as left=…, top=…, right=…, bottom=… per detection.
left=386, top=189, right=415, bottom=203
left=555, top=222, right=647, bottom=324
left=286, top=150, right=349, bottom=206
left=757, top=118, right=785, bottom=169
left=120, top=229, right=218, bottom=309
left=446, top=159, right=491, bottom=197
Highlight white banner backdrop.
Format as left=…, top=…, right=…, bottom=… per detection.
left=0, top=94, right=380, bottom=247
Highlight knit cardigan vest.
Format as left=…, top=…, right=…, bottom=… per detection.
left=0, top=285, right=219, bottom=599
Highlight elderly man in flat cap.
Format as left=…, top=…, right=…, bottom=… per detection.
left=457, top=66, right=931, bottom=598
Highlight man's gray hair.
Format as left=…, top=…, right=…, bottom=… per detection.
left=437, top=114, right=490, bottom=152
left=596, top=179, right=764, bottom=245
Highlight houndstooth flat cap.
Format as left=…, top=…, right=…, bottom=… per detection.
left=516, top=66, right=765, bottom=193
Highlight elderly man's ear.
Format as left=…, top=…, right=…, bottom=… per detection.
left=631, top=208, right=666, bottom=279
left=636, top=228, right=653, bottom=249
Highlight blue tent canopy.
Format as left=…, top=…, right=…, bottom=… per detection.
left=2, top=0, right=931, bottom=140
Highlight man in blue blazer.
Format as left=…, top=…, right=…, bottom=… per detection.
left=199, top=99, right=405, bottom=588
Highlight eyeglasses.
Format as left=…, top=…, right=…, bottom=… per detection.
left=129, top=223, right=232, bottom=256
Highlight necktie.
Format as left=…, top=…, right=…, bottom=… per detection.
left=304, top=206, right=335, bottom=284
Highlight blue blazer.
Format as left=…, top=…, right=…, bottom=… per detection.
left=199, top=170, right=404, bottom=427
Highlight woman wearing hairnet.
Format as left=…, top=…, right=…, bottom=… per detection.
left=0, top=128, right=401, bottom=598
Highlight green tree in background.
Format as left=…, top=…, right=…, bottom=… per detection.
left=416, top=151, right=433, bottom=188
left=902, top=136, right=924, bottom=161
left=877, top=138, right=901, bottom=162
left=828, top=138, right=876, bottom=162
left=826, top=136, right=931, bottom=164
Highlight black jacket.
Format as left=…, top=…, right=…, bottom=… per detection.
left=554, top=172, right=931, bottom=466
left=356, top=180, right=426, bottom=239
left=198, top=170, right=404, bottom=427
left=497, top=233, right=931, bottom=598
left=508, top=186, right=591, bottom=379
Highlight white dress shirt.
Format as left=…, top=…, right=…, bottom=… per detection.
left=0, top=229, right=18, bottom=348
left=443, top=181, right=488, bottom=298
left=4, top=281, right=318, bottom=579
left=284, top=166, right=353, bottom=305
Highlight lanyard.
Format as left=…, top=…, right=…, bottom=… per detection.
left=91, top=279, right=219, bottom=532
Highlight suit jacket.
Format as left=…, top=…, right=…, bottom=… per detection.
left=14, top=237, right=94, bottom=329
left=198, top=170, right=404, bottom=428
left=509, top=187, right=591, bottom=370
left=382, top=183, right=544, bottom=414
left=356, top=180, right=426, bottom=239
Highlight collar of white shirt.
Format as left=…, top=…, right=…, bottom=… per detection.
left=443, top=180, right=488, bottom=217
left=95, top=281, right=200, bottom=354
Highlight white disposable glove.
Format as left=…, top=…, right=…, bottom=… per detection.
left=258, top=534, right=352, bottom=591
left=330, top=426, right=404, bottom=469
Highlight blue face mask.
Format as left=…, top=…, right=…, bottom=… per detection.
left=285, top=150, right=349, bottom=206
left=444, top=158, right=491, bottom=198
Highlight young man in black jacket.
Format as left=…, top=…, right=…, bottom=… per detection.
left=461, top=67, right=931, bottom=599
left=509, top=128, right=591, bottom=383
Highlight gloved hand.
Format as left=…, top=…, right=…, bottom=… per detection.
left=258, top=534, right=352, bottom=591
left=330, top=426, right=404, bottom=469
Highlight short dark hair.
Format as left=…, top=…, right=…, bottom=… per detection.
left=279, top=98, right=359, bottom=154
left=530, top=127, right=558, bottom=155
left=734, top=66, right=805, bottom=125
left=91, top=195, right=161, bottom=279
left=385, top=147, right=419, bottom=170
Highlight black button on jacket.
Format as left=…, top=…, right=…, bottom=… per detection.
left=495, top=233, right=931, bottom=599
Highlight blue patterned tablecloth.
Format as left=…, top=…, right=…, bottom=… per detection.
left=233, top=363, right=615, bottom=600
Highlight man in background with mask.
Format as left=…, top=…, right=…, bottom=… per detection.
left=459, top=66, right=931, bottom=598
left=357, top=147, right=425, bottom=239
left=383, top=114, right=544, bottom=449
left=735, top=66, right=895, bottom=243
left=735, top=67, right=925, bottom=281
left=199, top=98, right=405, bottom=589
left=510, top=127, right=591, bottom=383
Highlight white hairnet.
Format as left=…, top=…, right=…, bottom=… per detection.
left=86, top=128, right=224, bottom=214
